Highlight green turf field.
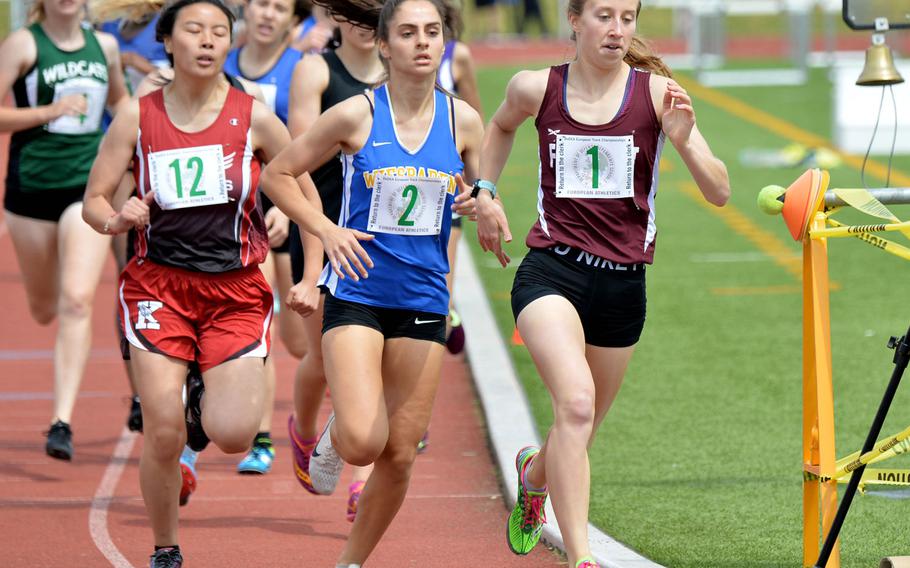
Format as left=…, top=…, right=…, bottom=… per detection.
left=468, top=63, right=910, bottom=566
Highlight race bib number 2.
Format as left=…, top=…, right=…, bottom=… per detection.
left=147, top=145, right=229, bottom=210
left=555, top=134, right=637, bottom=199
left=367, top=175, right=449, bottom=236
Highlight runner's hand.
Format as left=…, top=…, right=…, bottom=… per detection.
left=52, top=94, right=88, bottom=120
left=452, top=173, right=476, bottom=220
left=663, top=81, right=695, bottom=147
left=320, top=224, right=374, bottom=281
left=110, top=191, right=156, bottom=234
left=475, top=192, right=511, bottom=267
left=286, top=280, right=320, bottom=317
left=264, top=207, right=290, bottom=247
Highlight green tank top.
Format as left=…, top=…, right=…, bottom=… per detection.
left=8, top=23, right=109, bottom=191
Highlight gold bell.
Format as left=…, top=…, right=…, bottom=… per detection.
left=857, top=41, right=904, bottom=86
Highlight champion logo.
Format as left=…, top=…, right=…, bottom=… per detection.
left=548, top=128, right=561, bottom=137
left=372, top=141, right=392, bottom=147
left=229, top=118, right=239, bottom=126
left=414, top=318, right=440, bottom=325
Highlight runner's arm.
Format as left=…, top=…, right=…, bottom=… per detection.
left=651, top=75, right=729, bottom=206
left=288, top=54, right=330, bottom=138
left=83, top=99, right=143, bottom=233
left=0, top=29, right=79, bottom=132
left=260, top=96, right=375, bottom=280
left=97, top=31, right=130, bottom=116
left=474, top=69, right=547, bottom=266
left=452, top=98, right=484, bottom=219
left=453, top=42, right=483, bottom=116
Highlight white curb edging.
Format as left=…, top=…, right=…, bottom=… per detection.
left=455, top=239, right=665, bottom=568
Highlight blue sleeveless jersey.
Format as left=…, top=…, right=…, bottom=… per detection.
left=224, top=47, right=301, bottom=125
left=319, top=86, right=463, bottom=315
left=100, top=15, right=168, bottom=66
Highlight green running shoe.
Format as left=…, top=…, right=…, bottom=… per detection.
left=507, top=446, right=548, bottom=555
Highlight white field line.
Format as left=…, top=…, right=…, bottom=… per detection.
left=89, top=426, right=137, bottom=568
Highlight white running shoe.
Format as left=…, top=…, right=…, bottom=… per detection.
left=309, top=414, right=344, bottom=495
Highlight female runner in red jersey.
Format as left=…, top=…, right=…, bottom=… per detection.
left=474, top=0, right=730, bottom=566
left=82, top=1, right=368, bottom=565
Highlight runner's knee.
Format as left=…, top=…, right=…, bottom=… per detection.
left=555, top=390, right=596, bottom=431
left=207, top=418, right=260, bottom=454
left=376, top=438, right=419, bottom=482
left=335, top=424, right=387, bottom=466
left=145, top=424, right=185, bottom=463
left=29, top=301, right=56, bottom=325
left=58, top=288, right=94, bottom=320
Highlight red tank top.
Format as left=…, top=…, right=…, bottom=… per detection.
left=528, top=64, right=664, bottom=264
left=133, top=87, right=267, bottom=273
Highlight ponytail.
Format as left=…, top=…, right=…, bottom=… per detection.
left=625, top=36, right=671, bottom=78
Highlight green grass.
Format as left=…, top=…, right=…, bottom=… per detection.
left=468, top=63, right=910, bottom=566
left=0, top=2, right=9, bottom=38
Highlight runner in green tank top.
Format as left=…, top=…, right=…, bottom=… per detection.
left=0, top=0, right=128, bottom=461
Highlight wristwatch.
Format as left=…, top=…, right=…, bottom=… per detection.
left=471, top=179, right=497, bottom=199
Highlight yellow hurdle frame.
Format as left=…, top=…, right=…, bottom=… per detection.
left=802, top=211, right=841, bottom=568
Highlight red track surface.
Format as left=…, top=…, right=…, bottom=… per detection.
left=0, top=130, right=562, bottom=566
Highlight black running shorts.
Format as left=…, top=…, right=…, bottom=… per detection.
left=511, top=246, right=647, bottom=348
left=323, top=293, right=446, bottom=345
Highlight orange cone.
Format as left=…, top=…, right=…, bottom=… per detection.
left=511, top=327, right=524, bottom=345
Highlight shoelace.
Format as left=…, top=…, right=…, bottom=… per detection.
left=151, top=548, right=181, bottom=568
left=251, top=446, right=273, bottom=460
left=522, top=490, right=547, bottom=529
left=576, top=562, right=599, bottom=568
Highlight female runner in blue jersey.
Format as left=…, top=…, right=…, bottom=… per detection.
left=260, top=0, right=482, bottom=564
left=473, top=0, right=730, bottom=566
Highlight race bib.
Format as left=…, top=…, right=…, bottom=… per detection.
left=367, top=175, right=449, bottom=236
left=555, top=134, right=637, bottom=199
left=46, top=78, right=107, bottom=135
left=147, top=145, right=229, bottom=210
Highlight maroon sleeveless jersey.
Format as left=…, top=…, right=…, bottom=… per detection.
left=132, top=87, right=267, bottom=273
left=527, top=64, right=664, bottom=264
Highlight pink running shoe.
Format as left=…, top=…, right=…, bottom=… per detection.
left=575, top=559, right=600, bottom=568
left=287, top=414, right=318, bottom=494
left=346, top=481, right=365, bottom=522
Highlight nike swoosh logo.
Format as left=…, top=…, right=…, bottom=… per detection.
left=372, top=141, right=392, bottom=147
left=414, top=318, right=440, bottom=325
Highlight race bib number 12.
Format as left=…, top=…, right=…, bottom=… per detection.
left=367, top=174, right=449, bottom=236
left=147, top=145, right=229, bottom=210
left=555, top=134, right=637, bottom=199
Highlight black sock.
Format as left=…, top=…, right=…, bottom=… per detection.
left=154, top=545, right=180, bottom=552
left=254, top=431, right=272, bottom=448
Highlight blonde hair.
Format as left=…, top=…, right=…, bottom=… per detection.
left=27, top=0, right=46, bottom=23
left=567, top=0, right=672, bottom=78
left=87, top=0, right=166, bottom=23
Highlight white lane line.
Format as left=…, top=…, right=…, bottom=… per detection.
left=89, top=426, right=137, bottom=568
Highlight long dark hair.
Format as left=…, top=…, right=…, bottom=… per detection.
left=313, top=0, right=457, bottom=43
left=155, top=0, right=236, bottom=64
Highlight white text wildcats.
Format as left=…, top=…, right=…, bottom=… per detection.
left=362, top=166, right=457, bottom=194
left=42, top=60, right=108, bottom=86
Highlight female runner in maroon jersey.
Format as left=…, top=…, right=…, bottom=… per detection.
left=81, top=1, right=368, bottom=565
left=473, top=0, right=730, bottom=566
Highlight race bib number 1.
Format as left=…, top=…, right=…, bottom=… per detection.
left=47, top=78, right=107, bottom=135
left=367, top=175, right=449, bottom=236
left=555, top=134, right=637, bottom=199
left=147, top=145, right=229, bottom=210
